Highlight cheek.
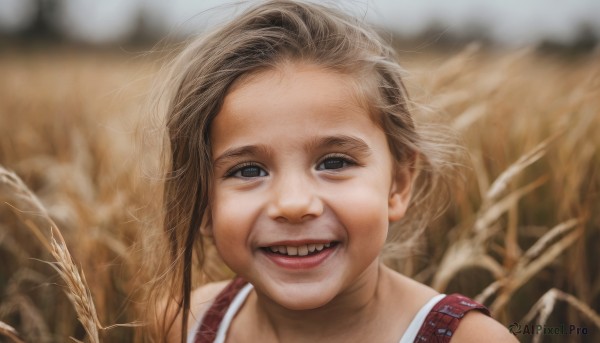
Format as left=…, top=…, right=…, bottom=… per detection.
left=210, top=192, right=256, bottom=254
left=211, top=198, right=254, bottom=273
left=326, top=179, right=390, bottom=242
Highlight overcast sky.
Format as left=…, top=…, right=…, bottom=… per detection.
left=1, top=0, right=599, bottom=45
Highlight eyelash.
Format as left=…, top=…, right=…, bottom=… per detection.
left=316, top=153, right=357, bottom=171
left=224, top=154, right=358, bottom=179
left=224, top=162, right=267, bottom=178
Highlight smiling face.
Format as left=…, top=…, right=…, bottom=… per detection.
left=209, top=62, right=411, bottom=310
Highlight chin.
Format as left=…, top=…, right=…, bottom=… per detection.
left=275, top=291, right=334, bottom=311
left=261, top=280, right=339, bottom=311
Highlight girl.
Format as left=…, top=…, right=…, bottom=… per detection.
left=150, top=1, right=517, bottom=342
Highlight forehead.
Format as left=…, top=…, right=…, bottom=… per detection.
left=211, top=63, right=379, bottom=148
left=210, top=63, right=385, bottom=161
left=228, top=63, right=367, bottom=118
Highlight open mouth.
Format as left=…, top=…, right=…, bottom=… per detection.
left=261, top=242, right=339, bottom=257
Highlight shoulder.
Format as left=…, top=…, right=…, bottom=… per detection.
left=451, top=310, right=519, bottom=343
left=188, top=281, right=230, bottom=330
left=163, top=280, right=230, bottom=343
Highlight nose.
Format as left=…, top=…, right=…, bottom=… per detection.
left=267, top=173, right=323, bottom=223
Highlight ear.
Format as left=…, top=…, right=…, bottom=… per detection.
left=388, top=165, right=413, bottom=222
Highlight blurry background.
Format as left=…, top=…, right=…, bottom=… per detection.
left=0, top=1, right=598, bottom=342
left=1, top=0, right=600, bottom=48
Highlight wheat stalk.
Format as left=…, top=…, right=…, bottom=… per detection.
left=0, top=320, right=26, bottom=343
left=474, top=175, right=548, bottom=234
left=488, top=220, right=583, bottom=312
left=522, top=288, right=600, bottom=343
left=483, top=132, right=562, bottom=204
left=46, top=232, right=101, bottom=342
left=431, top=235, right=505, bottom=291
left=1, top=165, right=103, bottom=342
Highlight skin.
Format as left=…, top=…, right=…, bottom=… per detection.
left=209, top=62, right=410, bottom=313
left=169, top=62, right=517, bottom=343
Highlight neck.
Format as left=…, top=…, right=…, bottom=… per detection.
left=252, top=261, right=390, bottom=340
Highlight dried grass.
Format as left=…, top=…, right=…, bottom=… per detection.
left=0, top=320, right=26, bottom=343
left=405, top=45, right=599, bottom=338
left=0, top=46, right=598, bottom=341
left=522, top=288, right=600, bottom=343
left=1, top=165, right=102, bottom=342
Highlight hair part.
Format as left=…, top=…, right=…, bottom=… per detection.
left=146, top=1, right=462, bottom=341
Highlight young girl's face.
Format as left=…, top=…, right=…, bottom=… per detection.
left=208, top=62, right=411, bottom=310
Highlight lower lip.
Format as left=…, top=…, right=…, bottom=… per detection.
left=261, top=246, right=337, bottom=269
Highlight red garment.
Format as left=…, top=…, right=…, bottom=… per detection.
left=414, top=293, right=490, bottom=342
left=194, top=277, right=490, bottom=343
left=194, top=277, right=248, bottom=343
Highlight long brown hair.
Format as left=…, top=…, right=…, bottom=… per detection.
left=148, top=1, right=459, bottom=341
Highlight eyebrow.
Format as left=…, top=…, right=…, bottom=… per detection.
left=305, top=135, right=372, bottom=156
left=213, top=144, right=272, bottom=170
left=212, top=134, right=372, bottom=169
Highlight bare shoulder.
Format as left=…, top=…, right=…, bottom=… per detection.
left=451, top=311, right=518, bottom=343
left=188, top=280, right=230, bottom=330
left=163, top=281, right=230, bottom=343
left=382, top=266, right=514, bottom=342
left=189, top=280, right=230, bottom=323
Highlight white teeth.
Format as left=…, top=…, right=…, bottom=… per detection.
left=286, top=246, right=298, bottom=256
left=267, top=243, right=334, bottom=256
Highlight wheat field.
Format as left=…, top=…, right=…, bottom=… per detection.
left=0, top=45, right=598, bottom=342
